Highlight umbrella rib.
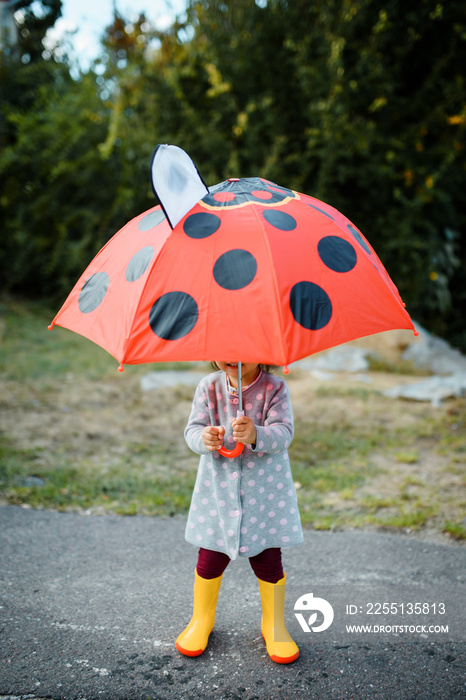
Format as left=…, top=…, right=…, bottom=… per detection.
left=120, top=214, right=173, bottom=366
left=249, top=202, right=288, bottom=366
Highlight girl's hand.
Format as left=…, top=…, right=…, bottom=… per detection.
left=232, top=416, right=257, bottom=446
left=202, top=425, right=226, bottom=452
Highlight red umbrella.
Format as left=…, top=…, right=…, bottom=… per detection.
left=50, top=145, right=416, bottom=456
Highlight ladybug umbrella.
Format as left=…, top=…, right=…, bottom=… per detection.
left=49, top=144, right=417, bottom=457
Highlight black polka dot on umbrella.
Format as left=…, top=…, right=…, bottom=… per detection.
left=78, top=272, right=109, bottom=313
left=308, top=203, right=335, bottom=220
left=138, top=210, right=166, bottom=232
left=290, top=281, right=332, bottom=331
left=126, top=246, right=154, bottom=282
left=149, top=291, right=199, bottom=340
left=348, top=224, right=371, bottom=255
left=213, top=249, right=257, bottom=290
left=262, top=209, right=297, bottom=231
left=318, top=236, right=357, bottom=273
left=184, top=212, right=221, bottom=239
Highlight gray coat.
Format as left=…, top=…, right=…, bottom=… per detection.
left=184, top=370, right=303, bottom=560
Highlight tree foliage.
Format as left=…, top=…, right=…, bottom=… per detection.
left=1, top=0, right=465, bottom=348
left=14, top=0, right=63, bottom=62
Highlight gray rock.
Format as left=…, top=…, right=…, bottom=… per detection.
left=140, top=371, right=206, bottom=391
left=383, top=372, right=466, bottom=407
left=402, top=324, right=466, bottom=375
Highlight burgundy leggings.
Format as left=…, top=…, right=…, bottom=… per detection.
left=196, top=547, right=283, bottom=583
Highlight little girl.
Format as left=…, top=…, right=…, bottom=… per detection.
left=176, top=361, right=303, bottom=663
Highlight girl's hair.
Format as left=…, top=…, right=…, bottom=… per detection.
left=210, top=362, right=279, bottom=373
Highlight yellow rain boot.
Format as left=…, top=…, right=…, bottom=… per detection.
left=176, top=569, right=223, bottom=657
left=258, top=573, right=299, bottom=664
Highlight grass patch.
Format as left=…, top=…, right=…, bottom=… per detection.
left=443, top=521, right=466, bottom=540
left=290, top=417, right=384, bottom=467
left=395, top=450, right=419, bottom=464
left=315, top=385, right=373, bottom=401
left=364, top=505, right=439, bottom=530
left=0, top=298, right=116, bottom=381
left=366, top=354, right=429, bottom=376
left=0, top=436, right=195, bottom=516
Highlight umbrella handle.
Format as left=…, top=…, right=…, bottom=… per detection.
left=217, top=442, right=244, bottom=458
left=217, top=409, right=245, bottom=458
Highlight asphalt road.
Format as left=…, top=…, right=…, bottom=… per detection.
left=0, top=505, right=464, bottom=700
